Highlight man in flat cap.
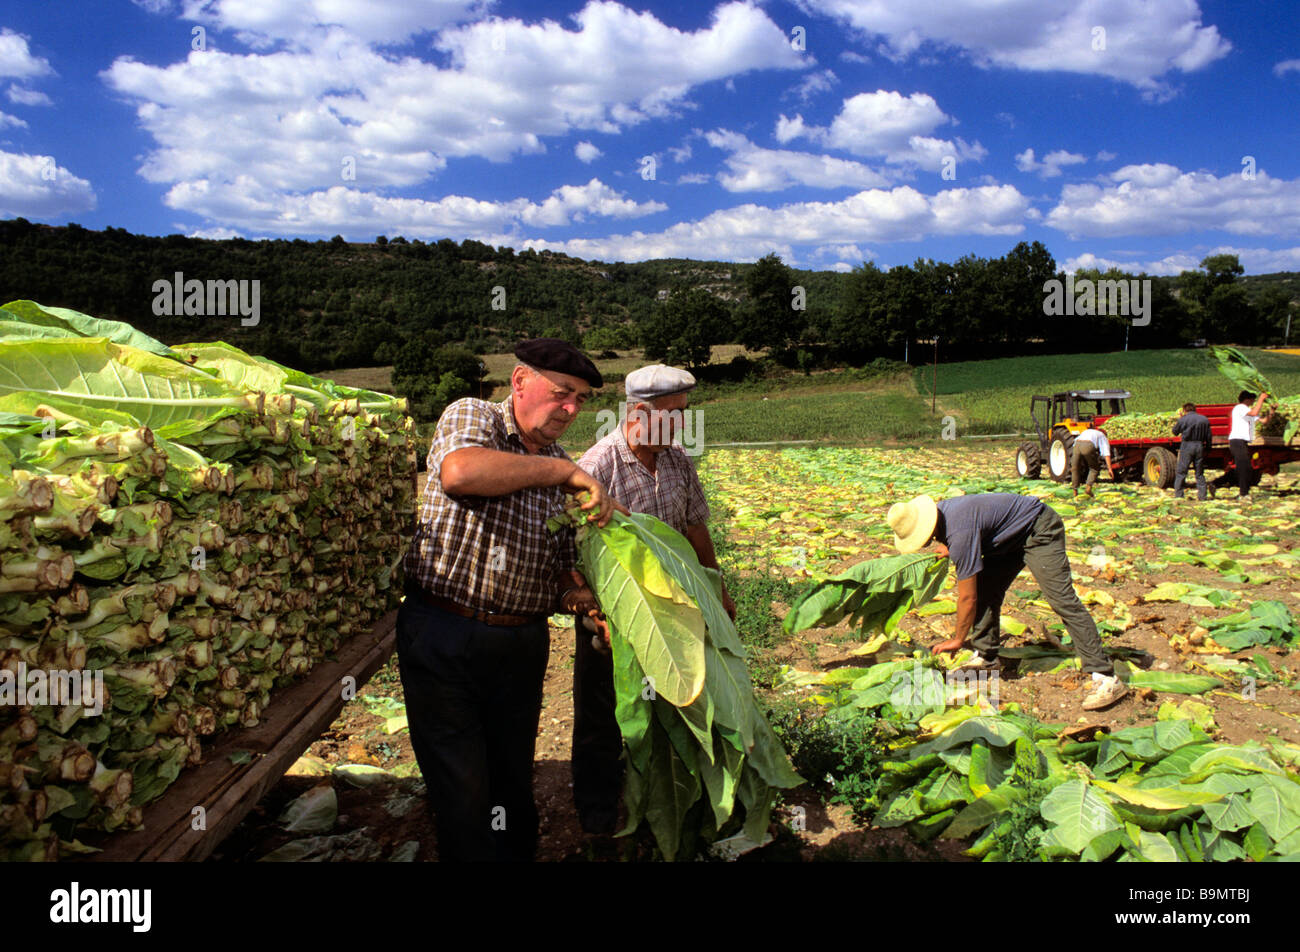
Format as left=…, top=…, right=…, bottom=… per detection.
left=399, top=338, right=623, bottom=861
left=569, top=363, right=733, bottom=835
left=886, top=492, right=1128, bottom=712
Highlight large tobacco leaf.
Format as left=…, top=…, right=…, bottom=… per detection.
left=0, top=300, right=175, bottom=356
left=563, top=505, right=801, bottom=860
left=783, top=552, right=949, bottom=637
left=0, top=337, right=254, bottom=436
left=583, top=519, right=707, bottom=706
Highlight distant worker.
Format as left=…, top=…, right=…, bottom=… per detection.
left=1071, top=426, right=1114, bottom=498
left=1228, top=390, right=1272, bottom=498
left=1171, top=402, right=1212, bottom=501
left=572, top=363, right=734, bottom=836
left=887, top=492, right=1129, bottom=711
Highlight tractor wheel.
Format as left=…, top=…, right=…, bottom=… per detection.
left=1048, top=427, right=1075, bottom=482
left=1142, top=446, right=1177, bottom=488
left=1015, top=441, right=1042, bottom=479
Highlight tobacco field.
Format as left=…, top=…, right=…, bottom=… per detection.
left=698, top=444, right=1300, bottom=861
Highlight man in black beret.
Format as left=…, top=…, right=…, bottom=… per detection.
left=399, top=337, right=622, bottom=861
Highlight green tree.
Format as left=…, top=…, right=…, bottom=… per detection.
left=642, top=288, right=731, bottom=368
left=391, top=337, right=481, bottom=421
left=739, top=253, right=803, bottom=351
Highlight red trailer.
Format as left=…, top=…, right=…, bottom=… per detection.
left=1094, top=403, right=1300, bottom=489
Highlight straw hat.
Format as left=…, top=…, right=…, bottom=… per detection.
left=888, top=495, right=938, bottom=553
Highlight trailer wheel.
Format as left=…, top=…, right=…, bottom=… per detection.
left=1142, top=446, right=1177, bottom=488
left=1048, top=428, right=1074, bottom=482
left=1015, top=441, right=1042, bottom=479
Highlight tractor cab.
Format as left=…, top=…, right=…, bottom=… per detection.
left=1016, top=390, right=1131, bottom=482
left=1030, top=390, right=1130, bottom=443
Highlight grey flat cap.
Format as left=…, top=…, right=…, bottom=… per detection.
left=625, top=364, right=696, bottom=402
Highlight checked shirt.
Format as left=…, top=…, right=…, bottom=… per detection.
left=403, top=396, right=576, bottom=616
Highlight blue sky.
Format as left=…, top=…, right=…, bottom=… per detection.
left=1, top=0, right=1297, bottom=274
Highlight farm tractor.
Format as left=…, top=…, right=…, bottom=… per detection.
left=1014, top=390, right=1131, bottom=482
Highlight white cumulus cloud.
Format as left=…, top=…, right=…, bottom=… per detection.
left=794, top=0, right=1230, bottom=100
left=160, top=176, right=663, bottom=237
left=1274, top=59, right=1300, bottom=77
left=1063, top=246, right=1300, bottom=276
left=0, top=29, right=52, bottom=80
left=0, top=151, right=96, bottom=218
left=103, top=1, right=804, bottom=230
left=574, top=141, right=602, bottom=163
left=6, top=84, right=51, bottom=106
left=1015, top=147, right=1087, bottom=178
left=786, top=68, right=837, bottom=102
left=1046, top=163, right=1300, bottom=238
left=704, top=128, right=890, bottom=191
left=178, top=0, right=489, bottom=46
left=518, top=183, right=1031, bottom=262
left=778, top=90, right=986, bottom=172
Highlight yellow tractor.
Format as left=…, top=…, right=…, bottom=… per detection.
left=1015, top=389, right=1131, bottom=481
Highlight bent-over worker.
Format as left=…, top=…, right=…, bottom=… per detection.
left=887, top=492, right=1128, bottom=712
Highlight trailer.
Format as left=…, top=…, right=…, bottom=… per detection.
left=1014, top=393, right=1300, bottom=488
left=1094, top=403, right=1300, bottom=489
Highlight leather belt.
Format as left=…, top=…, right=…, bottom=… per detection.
left=406, top=585, right=544, bottom=627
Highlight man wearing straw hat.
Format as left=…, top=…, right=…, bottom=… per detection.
left=887, top=492, right=1128, bottom=711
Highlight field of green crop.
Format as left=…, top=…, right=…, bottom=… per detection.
left=561, top=385, right=935, bottom=452
left=917, top=348, right=1300, bottom=434
left=698, top=443, right=1300, bottom=861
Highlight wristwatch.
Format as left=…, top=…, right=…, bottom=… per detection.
left=558, top=586, right=580, bottom=613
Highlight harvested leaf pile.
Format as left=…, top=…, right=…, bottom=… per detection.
left=0, top=301, right=416, bottom=860
left=787, top=658, right=1300, bottom=861
left=1213, top=345, right=1299, bottom=443
left=1259, top=395, right=1300, bottom=442
left=1093, top=412, right=1177, bottom=441
left=551, top=501, right=802, bottom=860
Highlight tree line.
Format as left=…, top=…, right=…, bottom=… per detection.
left=1, top=219, right=1295, bottom=420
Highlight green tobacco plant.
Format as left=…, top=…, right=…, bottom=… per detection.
left=551, top=500, right=802, bottom=860
left=783, top=552, right=949, bottom=638
left=788, top=656, right=1300, bottom=862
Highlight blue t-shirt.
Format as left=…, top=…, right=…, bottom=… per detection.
left=935, top=494, right=1046, bottom=580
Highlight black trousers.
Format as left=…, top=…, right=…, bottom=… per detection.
left=1173, top=440, right=1206, bottom=499
left=570, top=615, right=622, bottom=833
left=395, top=595, right=550, bottom=861
left=1229, top=439, right=1253, bottom=496
left=968, top=506, right=1112, bottom=675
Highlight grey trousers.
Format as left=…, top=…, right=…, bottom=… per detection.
left=969, top=506, right=1112, bottom=675
left=1173, top=440, right=1207, bottom=499
left=1071, top=441, right=1101, bottom=490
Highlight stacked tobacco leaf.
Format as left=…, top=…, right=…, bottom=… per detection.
left=0, top=301, right=417, bottom=860
left=1095, top=412, right=1177, bottom=441
left=550, top=501, right=802, bottom=860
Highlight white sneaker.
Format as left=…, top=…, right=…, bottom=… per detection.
left=1082, top=672, right=1129, bottom=711
left=956, top=651, right=1000, bottom=671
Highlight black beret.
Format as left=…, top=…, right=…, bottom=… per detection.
left=514, top=338, right=603, bottom=388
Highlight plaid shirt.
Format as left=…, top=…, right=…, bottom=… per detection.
left=578, top=425, right=708, bottom=534
left=404, top=397, right=576, bottom=616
